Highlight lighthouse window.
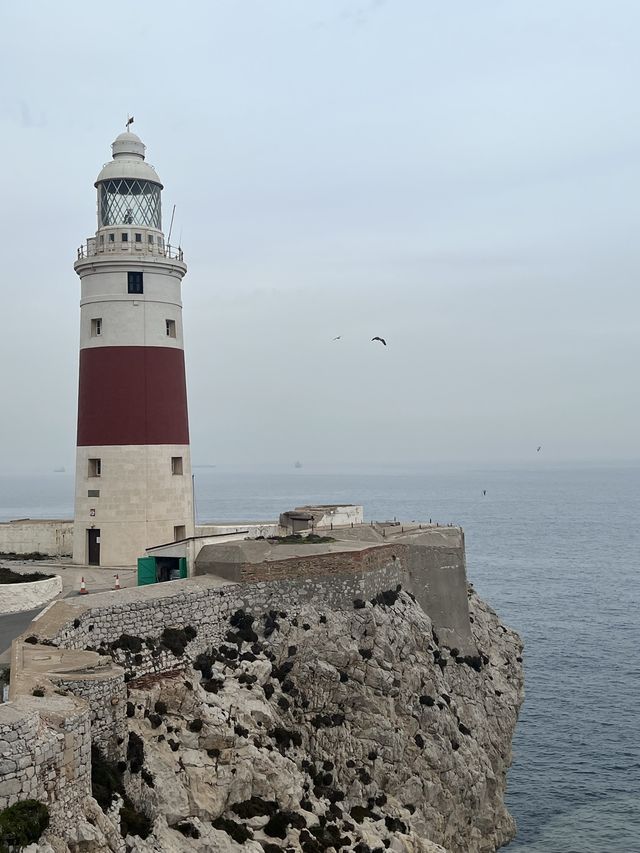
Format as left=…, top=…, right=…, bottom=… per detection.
left=135, top=233, right=142, bottom=243
left=171, top=457, right=183, bottom=475
left=148, top=235, right=154, bottom=244
left=88, top=490, right=100, bottom=498
left=174, top=525, right=186, bottom=541
left=166, top=319, right=176, bottom=338
left=127, top=271, right=143, bottom=294
left=108, top=233, right=115, bottom=243
left=121, top=232, right=128, bottom=242
left=88, top=458, right=101, bottom=478
left=91, top=318, right=102, bottom=337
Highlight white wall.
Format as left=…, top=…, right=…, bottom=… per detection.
left=315, top=505, right=364, bottom=528
left=0, top=521, right=73, bottom=556
left=0, top=574, right=62, bottom=614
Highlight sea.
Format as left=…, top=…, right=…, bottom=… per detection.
left=1, top=462, right=638, bottom=853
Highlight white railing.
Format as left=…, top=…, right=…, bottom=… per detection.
left=77, top=242, right=184, bottom=261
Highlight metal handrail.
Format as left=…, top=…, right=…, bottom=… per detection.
left=76, top=242, right=184, bottom=261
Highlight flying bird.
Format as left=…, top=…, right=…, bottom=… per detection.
left=537, top=446, right=542, bottom=452
left=371, top=336, right=387, bottom=346
left=332, top=336, right=341, bottom=340
left=482, top=490, right=487, bottom=496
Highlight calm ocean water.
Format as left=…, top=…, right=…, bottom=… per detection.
left=1, top=463, right=638, bottom=852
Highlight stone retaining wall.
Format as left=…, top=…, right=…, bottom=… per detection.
left=43, top=561, right=406, bottom=682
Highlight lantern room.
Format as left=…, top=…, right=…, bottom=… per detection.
left=95, top=131, right=163, bottom=230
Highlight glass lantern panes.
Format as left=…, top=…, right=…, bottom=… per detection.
left=99, top=179, right=161, bottom=228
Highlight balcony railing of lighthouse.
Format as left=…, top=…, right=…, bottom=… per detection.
left=77, top=240, right=184, bottom=261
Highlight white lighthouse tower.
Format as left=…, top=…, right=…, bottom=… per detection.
left=72, top=127, right=194, bottom=567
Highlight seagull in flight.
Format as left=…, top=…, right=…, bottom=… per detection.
left=332, top=336, right=341, bottom=341
left=537, top=446, right=542, bottom=452
left=371, top=336, right=387, bottom=346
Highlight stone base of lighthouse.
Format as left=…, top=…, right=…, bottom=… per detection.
left=72, top=445, right=194, bottom=566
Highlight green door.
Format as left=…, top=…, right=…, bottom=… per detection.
left=179, top=557, right=187, bottom=579
left=137, top=557, right=157, bottom=586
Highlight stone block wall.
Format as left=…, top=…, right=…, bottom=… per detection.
left=34, top=562, right=406, bottom=685
left=231, top=544, right=400, bottom=584
left=50, top=670, right=127, bottom=761
left=0, top=696, right=91, bottom=835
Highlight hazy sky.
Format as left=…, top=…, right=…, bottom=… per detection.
left=1, top=0, right=639, bottom=471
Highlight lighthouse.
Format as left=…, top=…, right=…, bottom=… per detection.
left=72, top=127, right=194, bottom=567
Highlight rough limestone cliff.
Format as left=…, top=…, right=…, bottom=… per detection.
left=31, top=585, right=523, bottom=853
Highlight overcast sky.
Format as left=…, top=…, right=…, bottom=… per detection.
left=0, top=0, right=639, bottom=472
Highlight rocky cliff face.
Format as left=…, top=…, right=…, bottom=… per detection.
left=34, top=585, right=523, bottom=853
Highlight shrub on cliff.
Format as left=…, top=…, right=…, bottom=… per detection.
left=160, top=626, right=196, bottom=657
left=91, top=746, right=152, bottom=840
left=111, top=634, right=143, bottom=654
left=0, top=799, right=49, bottom=851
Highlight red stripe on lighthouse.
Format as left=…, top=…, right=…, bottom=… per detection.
left=77, top=347, right=190, bottom=446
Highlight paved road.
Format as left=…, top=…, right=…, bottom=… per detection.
left=0, top=607, right=44, bottom=663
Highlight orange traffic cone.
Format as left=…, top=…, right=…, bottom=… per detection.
left=114, top=574, right=121, bottom=591
left=79, top=576, right=88, bottom=595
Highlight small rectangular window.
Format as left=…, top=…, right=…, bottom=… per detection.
left=127, top=271, right=143, bottom=294
left=166, top=319, right=176, bottom=338
left=99, top=235, right=104, bottom=245
left=88, top=458, right=101, bottom=477
left=91, top=318, right=102, bottom=337
left=171, top=456, right=183, bottom=475
left=121, top=232, right=128, bottom=242
left=88, top=489, right=100, bottom=498
left=148, top=235, right=154, bottom=244
left=174, top=525, right=186, bottom=541
left=108, top=233, right=115, bottom=243
left=135, top=233, right=142, bottom=243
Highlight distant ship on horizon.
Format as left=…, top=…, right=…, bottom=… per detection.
left=294, top=461, right=302, bottom=469
left=53, top=466, right=66, bottom=473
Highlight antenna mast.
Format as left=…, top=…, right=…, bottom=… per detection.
left=167, top=204, right=176, bottom=247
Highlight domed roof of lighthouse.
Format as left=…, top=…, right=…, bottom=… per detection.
left=95, top=129, right=163, bottom=188
left=112, top=131, right=146, bottom=158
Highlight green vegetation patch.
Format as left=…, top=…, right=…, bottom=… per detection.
left=267, top=534, right=336, bottom=545
left=0, top=800, right=49, bottom=852
left=0, top=566, right=54, bottom=584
